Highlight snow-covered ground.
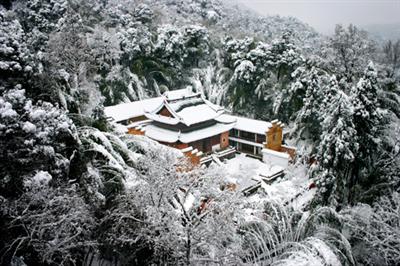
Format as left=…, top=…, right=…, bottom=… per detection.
left=221, top=153, right=284, bottom=189
left=220, top=153, right=315, bottom=210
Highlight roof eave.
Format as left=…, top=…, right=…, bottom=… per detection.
left=144, top=112, right=180, bottom=125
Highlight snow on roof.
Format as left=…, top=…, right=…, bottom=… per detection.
left=114, top=123, right=128, bottom=134
left=173, top=101, right=223, bottom=125
left=104, top=97, right=162, bottom=122
left=145, top=112, right=180, bottom=125
left=215, top=114, right=237, bottom=124
left=105, top=91, right=275, bottom=137
left=126, top=120, right=152, bottom=129
left=145, top=125, right=179, bottom=143
left=105, top=88, right=226, bottom=126
left=164, top=88, right=198, bottom=100
left=145, top=122, right=235, bottom=143
left=220, top=114, right=272, bottom=135
left=147, top=92, right=225, bottom=126
left=203, top=99, right=225, bottom=112
left=168, top=96, right=204, bottom=112
left=180, top=122, right=234, bottom=143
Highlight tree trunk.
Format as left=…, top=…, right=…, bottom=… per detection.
left=186, top=227, right=191, bottom=265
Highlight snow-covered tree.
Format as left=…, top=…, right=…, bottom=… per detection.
left=15, top=0, right=68, bottom=45
left=0, top=11, right=33, bottom=87
left=263, top=32, right=304, bottom=121
left=329, top=24, right=376, bottom=81
left=382, top=39, right=400, bottom=79
left=118, top=23, right=153, bottom=64
left=224, top=32, right=304, bottom=120
left=341, top=192, right=400, bottom=265
left=350, top=62, right=382, bottom=185
left=133, top=3, right=154, bottom=23
left=154, top=24, right=185, bottom=68
left=98, top=136, right=244, bottom=265
left=0, top=87, right=77, bottom=197
left=316, top=90, right=358, bottom=207
left=269, top=31, right=304, bottom=81
left=242, top=202, right=355, bottom=265
left=0, top=172, right=95, bottom=265
left=223, top=37, right=255, bottom=67
left=293, top=66, right=328, bottom=142
left=87, top=26, right=122, bottom=74
left=46, top=8, right=104, bottom=116
left=183, top=25, right=209, bottom=67
left=233, top=60, right=256, bottom=85
left=324, top=75, right=341, bottom=109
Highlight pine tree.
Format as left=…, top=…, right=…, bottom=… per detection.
left=316, top=90, right=358, bottom=207
left=0, top=87, right=77, bottom=197
left=323, top=75, right=340, bottom=109
left=350, top=62, right=382, bottom=192
left=269, top=31, right=303, bottom=81
left=294, top=66, right=327, bottom=142
left=351, top=62, right=381, bottom=160
left=0, top=12, right=34, bottom=88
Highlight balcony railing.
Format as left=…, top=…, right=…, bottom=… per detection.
left=230, top=132, right=266, bottom=144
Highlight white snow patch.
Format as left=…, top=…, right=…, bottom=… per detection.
left=223, top=153, right=284, bottom=190
left=223, top=155, right=312, bottom=210
left=220, top=114, right=272, bottom=135
left=104, top=97, right=163, bottom=122
left=58, top=69, right=70, bottom=81
left=164, top=88, right=196, bottom=100
left=22, top=121, right=36, bottom=133
left=24, top=171, right=52, bottom=189
left=184, top=193, right=195, bottom=212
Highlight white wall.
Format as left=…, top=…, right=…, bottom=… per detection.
left=262, top=148, right=289, bottom=169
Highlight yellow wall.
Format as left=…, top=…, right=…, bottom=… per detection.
left=265, top=122, right=283, bottom=151
left=264, top=121, right=297, bottom=160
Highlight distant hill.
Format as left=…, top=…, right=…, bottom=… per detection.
left=362, top=23, right=400, bottom=42
left=150, top=0, right=320, bottom=50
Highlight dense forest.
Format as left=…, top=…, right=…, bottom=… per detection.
left=0, top=0, right=399, bottom=265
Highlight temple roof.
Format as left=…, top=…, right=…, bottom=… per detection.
left=104, top=89, right=280, bottom=140
left=104, top=97, right=162, bottom=122
left=218, top=114, right=272, bottom=135
left=145, top=122, right=235, bottom=143
left=145, top=88, right=225, bottom=126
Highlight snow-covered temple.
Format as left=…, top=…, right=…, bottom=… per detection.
left=105, top=88, right=295, bottom=166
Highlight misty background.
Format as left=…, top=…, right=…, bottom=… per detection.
left=236, top=0, right=400, bottom=39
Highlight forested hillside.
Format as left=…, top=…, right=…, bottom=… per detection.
left=1, top=0, right=399, bottom=265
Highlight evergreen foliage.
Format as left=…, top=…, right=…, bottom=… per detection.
left=316, top=90, right=358, bottom=208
